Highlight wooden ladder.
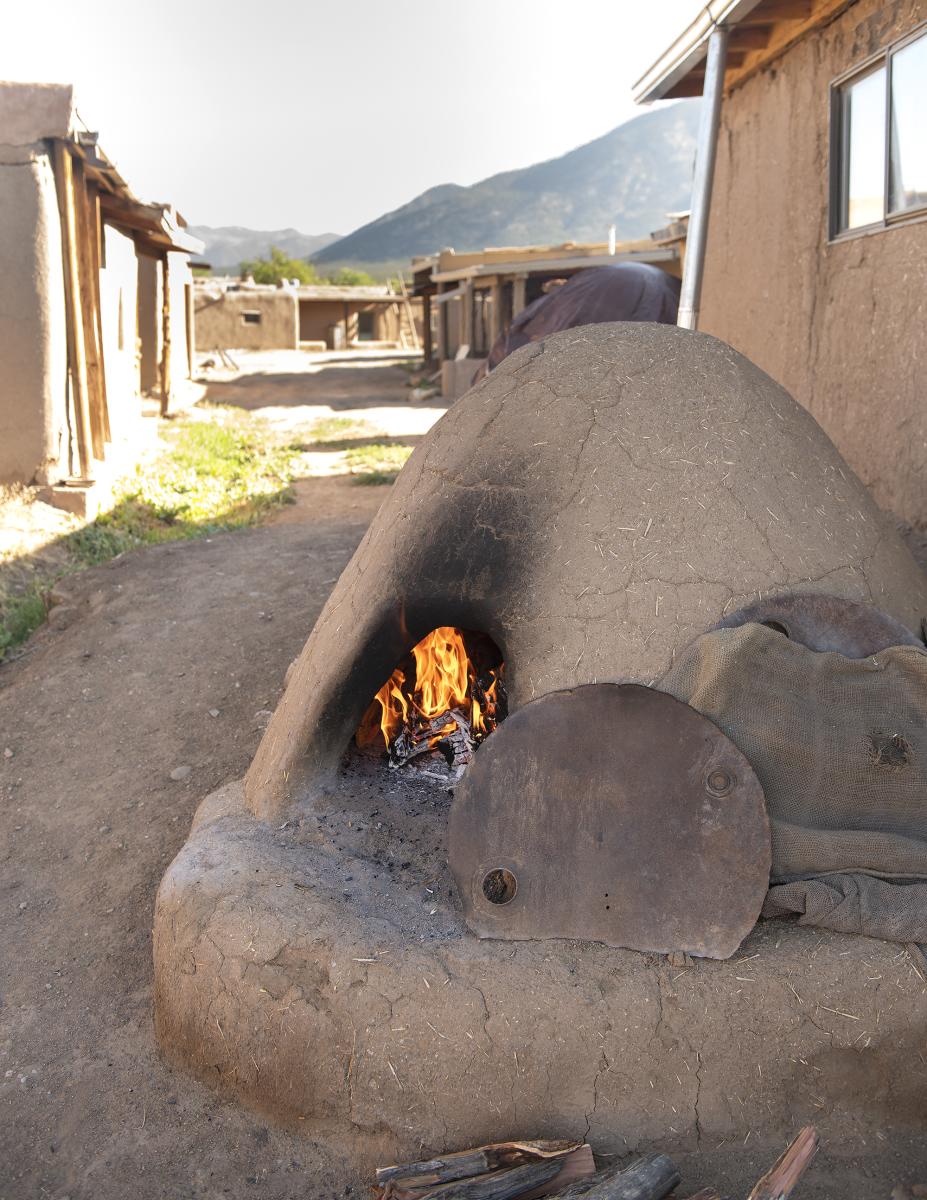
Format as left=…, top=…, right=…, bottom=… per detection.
left=394, top=271, right=420, bottom=352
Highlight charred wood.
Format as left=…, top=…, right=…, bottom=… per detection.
left=547, top=1153, right=680, bottom=1200
left=381, top=1159, right=564, bottom=1200
left=376, top=1140, right=581, bottom=1188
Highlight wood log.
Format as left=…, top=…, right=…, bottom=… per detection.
left=377, top=1140, right=580, bottom=1186
left=547, top=1153, right=680, bottom=1200
left=747, top=1126, right=818, bottom=1200
left=521, top=1146, right=596, bottom=1198
left=385, top=1159, right=564, bottom=1200
left=378, top=1148, right=493, bottom=1187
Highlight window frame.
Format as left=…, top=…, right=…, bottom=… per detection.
left=828, top=20, right=927, bottom=242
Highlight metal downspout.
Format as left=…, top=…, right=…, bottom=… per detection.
left=677, top=26, right=729, bottom=331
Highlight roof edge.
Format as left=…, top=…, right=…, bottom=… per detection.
left=633, top=0, right=764, bottom=102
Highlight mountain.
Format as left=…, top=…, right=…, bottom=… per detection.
left=314, top=102, right=699, bottom=265
left=187, top=226, right=342, bottom=271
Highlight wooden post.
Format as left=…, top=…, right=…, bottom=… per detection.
left=422, top=292, right=433, bottom=363
left=87, top=184, right=112, bottom=443
left=513, top=274, right=527, bottom=317
left=72, top=157, right=110, bottom=453
left=185, top=283, right=195, bottom=377
left=160, top=255, right=171, bottom=416
left=51, top=141, right=94, bottom=479
left=490, top=280, right=504, bottom=343
left=460, top=280, right=473, bottom=350
left=436, top=286, right=448, bottom=362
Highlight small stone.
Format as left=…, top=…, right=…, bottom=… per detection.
left=208, top=709, right=220, bottom=718
left=18, top=902, right=27, bottom=911
left=3, top=748, right=12, bottom=759
left=170, top=765, right=192, bottom=782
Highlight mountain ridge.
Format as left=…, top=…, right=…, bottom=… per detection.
left=188, top=225, right=341, bottom=271
left=314, top=102, right=699, bottom=265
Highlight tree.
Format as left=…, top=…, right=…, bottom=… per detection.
left=239, top=246, right=318, bottom=286
left=326, top=267, right=378, bottom=286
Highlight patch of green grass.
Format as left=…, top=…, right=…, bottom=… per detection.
left=343, top=442, right=414, bottom=485
left=0, top=585, right=47, bottom=660
left=82, top=412, right=299, bottom=556
left=0, top=407, right=299, bottom=659
left=306, top=416, right=374, bottom=444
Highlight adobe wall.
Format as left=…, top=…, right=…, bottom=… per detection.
left=0, top=145, right=68, bottom=484
left=298, top=299, right=349, bottom=345
left=194, top=289, right=298, bottom=351
left=297, top=300, right=408, bottom=346
left=701, top=0, right=927, bottom=522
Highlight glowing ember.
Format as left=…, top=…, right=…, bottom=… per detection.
left=356, top=627, right=504, bottom=770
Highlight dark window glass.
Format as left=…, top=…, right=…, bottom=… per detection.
left=242, top=310, right=261, bottom=325
left=889, top=35, right=927, bottom=214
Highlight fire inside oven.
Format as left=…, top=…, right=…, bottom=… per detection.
left=356, top=627, right=507, bottom=779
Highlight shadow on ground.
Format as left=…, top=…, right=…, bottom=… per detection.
left=204, top=365, right=451, bottom=415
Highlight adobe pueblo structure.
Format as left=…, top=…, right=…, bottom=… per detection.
left=155, top=326, right=927, bottom=1187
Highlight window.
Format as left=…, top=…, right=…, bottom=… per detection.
left=831, top=24, right=927, bottom=236
left=889, top=35, right=927, bottom=214
left=241, top=310, right=262, bottom=325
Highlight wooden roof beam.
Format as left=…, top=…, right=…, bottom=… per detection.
left=728, top=25, right=774, bottom=49
left=746, top=0, right=812, bottom=17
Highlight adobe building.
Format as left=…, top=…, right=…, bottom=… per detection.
left=0, top=81, right=202, bottom=512
left=410, top=237, right=682, bottom=397
left=194, top=280, right=421, bottom=353
left=635, top=0, right=927, bottom=523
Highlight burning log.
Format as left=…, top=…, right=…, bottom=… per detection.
left=357, top=626, right=506, bottom=776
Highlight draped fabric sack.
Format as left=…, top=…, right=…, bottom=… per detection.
left=660, top=623, right=927, bottom=942
left=482, top=262, right=681, bottom=374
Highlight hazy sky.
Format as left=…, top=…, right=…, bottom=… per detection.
left=4, top=0, right=699, bottom=234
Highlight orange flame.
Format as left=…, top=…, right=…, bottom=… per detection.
left=357, top=627, right=501, bottom=752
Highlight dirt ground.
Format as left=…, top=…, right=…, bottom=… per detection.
left=2, top=356, right=927, bottom=1199
left=0, top=359, right=446, bottom=1200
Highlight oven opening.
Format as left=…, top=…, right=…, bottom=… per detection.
left=355, top=626, right=507, bottom=781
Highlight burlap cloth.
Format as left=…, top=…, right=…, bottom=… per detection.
left=661, top=623, right=927, bottom=942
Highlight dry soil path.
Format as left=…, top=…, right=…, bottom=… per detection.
left=0, top=359, right=442, bottom=1200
